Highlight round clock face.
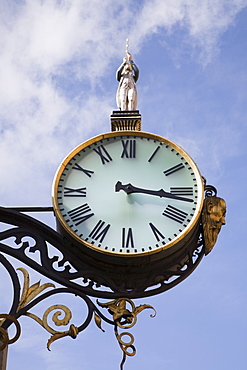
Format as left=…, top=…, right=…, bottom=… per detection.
left=52, top=131, right=204, bottom=256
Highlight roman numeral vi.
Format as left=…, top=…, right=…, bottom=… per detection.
left=122, top=228, right=135, bottom=249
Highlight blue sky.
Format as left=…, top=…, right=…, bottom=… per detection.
left=0, top=1, right=247, bottom=369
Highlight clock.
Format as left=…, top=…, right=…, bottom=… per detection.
left=52, top=131, right=204, bottom=287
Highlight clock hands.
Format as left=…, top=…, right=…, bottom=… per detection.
left=115, top=181, right=193, bottom=203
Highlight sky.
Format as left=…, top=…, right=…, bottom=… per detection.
left=0, top=0, right=247, bottom=369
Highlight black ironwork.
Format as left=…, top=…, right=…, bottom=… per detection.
left=205, top=184, right=217, bottom=197
left=0, top=206, right=204, bottom=299
left=0, top=196, right=207, bottom=368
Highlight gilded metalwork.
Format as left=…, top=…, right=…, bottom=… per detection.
left=111, top=110, right=142, bottom=131
left=0, top=182, right=224, bottom=368
left=16, top=267, right=55, bottom=312
left=202, top=196, right=226, bottom=255
left=0, top=206, right=205, bottom=297
left=97, top=298, right=156, bottom=328
left=96, top=298, right=156, bottom=369
left=0, top=314, right=21, bottom=351
left=52, top=131, right=204, bottom=260
left=13, top=268, right=79, bottom=350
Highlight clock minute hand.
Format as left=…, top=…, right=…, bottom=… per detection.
left=115, top=181, right=193, bottom=203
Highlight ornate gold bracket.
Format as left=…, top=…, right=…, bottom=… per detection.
left=0, top=314, right=21, bottom=351
left=95, top=298, right=156, bottom=369
left=0, top=267, right=156, bottom=370
left=202, top=185, right=226, bottom=255
left=0, top=268, right=79, bottom=351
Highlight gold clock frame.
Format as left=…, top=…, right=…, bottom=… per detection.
left=52, top=131, right=204, bottom=266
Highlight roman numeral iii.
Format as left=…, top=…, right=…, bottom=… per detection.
left=170, top=187, right=193, bottom=196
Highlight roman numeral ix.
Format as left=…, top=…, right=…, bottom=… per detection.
left=64, top=187, right=86, bottom=197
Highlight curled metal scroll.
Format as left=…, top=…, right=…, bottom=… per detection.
left=0, top=314, right=21, bottom=351
left=0, top=254, right=114, bottom=351
left=95, top=298, right=156, bottom=369
left=205, top=184, right=218, bottom=198
left=0, top=207, right=205, bottom=299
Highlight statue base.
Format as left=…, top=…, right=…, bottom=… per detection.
left=111, top=110, right=142, bottom=131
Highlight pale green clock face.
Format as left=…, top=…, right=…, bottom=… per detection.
left=53, top=132, right=203, bottom=256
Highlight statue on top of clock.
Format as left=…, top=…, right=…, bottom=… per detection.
left=116, top=39, right=139, bottom=111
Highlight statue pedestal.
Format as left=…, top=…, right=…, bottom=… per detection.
left=110, top=110, right=141, bottom=131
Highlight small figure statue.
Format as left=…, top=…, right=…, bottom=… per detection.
left=116, top=39, right=139, bottom=111
left=202, top=196, right=226, bottom=255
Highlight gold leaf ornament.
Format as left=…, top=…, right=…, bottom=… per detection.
left=94, top=313, right=105, bottom=332
left=17, top=268, right=55, bottom=311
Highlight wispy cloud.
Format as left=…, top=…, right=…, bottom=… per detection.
left=0, top=0, right=246, bottom=202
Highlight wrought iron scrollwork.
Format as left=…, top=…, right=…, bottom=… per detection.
left=0, top=207, right=205, bottom=299
left=95, top=298, right=156, bottom=369
left=0, top=205, right=206, bottom=368
left=0, top=261, right=113, bottom=351
left=205, top=184, right=218, bottom=197
left=0, top=314, right=21, bottom=350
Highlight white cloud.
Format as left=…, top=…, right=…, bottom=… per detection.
left=132, top=0, right=247, bottom=64
left=0, top=0, right=246, bottom=203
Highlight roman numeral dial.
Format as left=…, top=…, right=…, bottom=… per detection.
left=53, top=132, right=203, bottom=255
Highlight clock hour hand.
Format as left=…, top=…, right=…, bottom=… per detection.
left=115, top=181, right=193, bottom=203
